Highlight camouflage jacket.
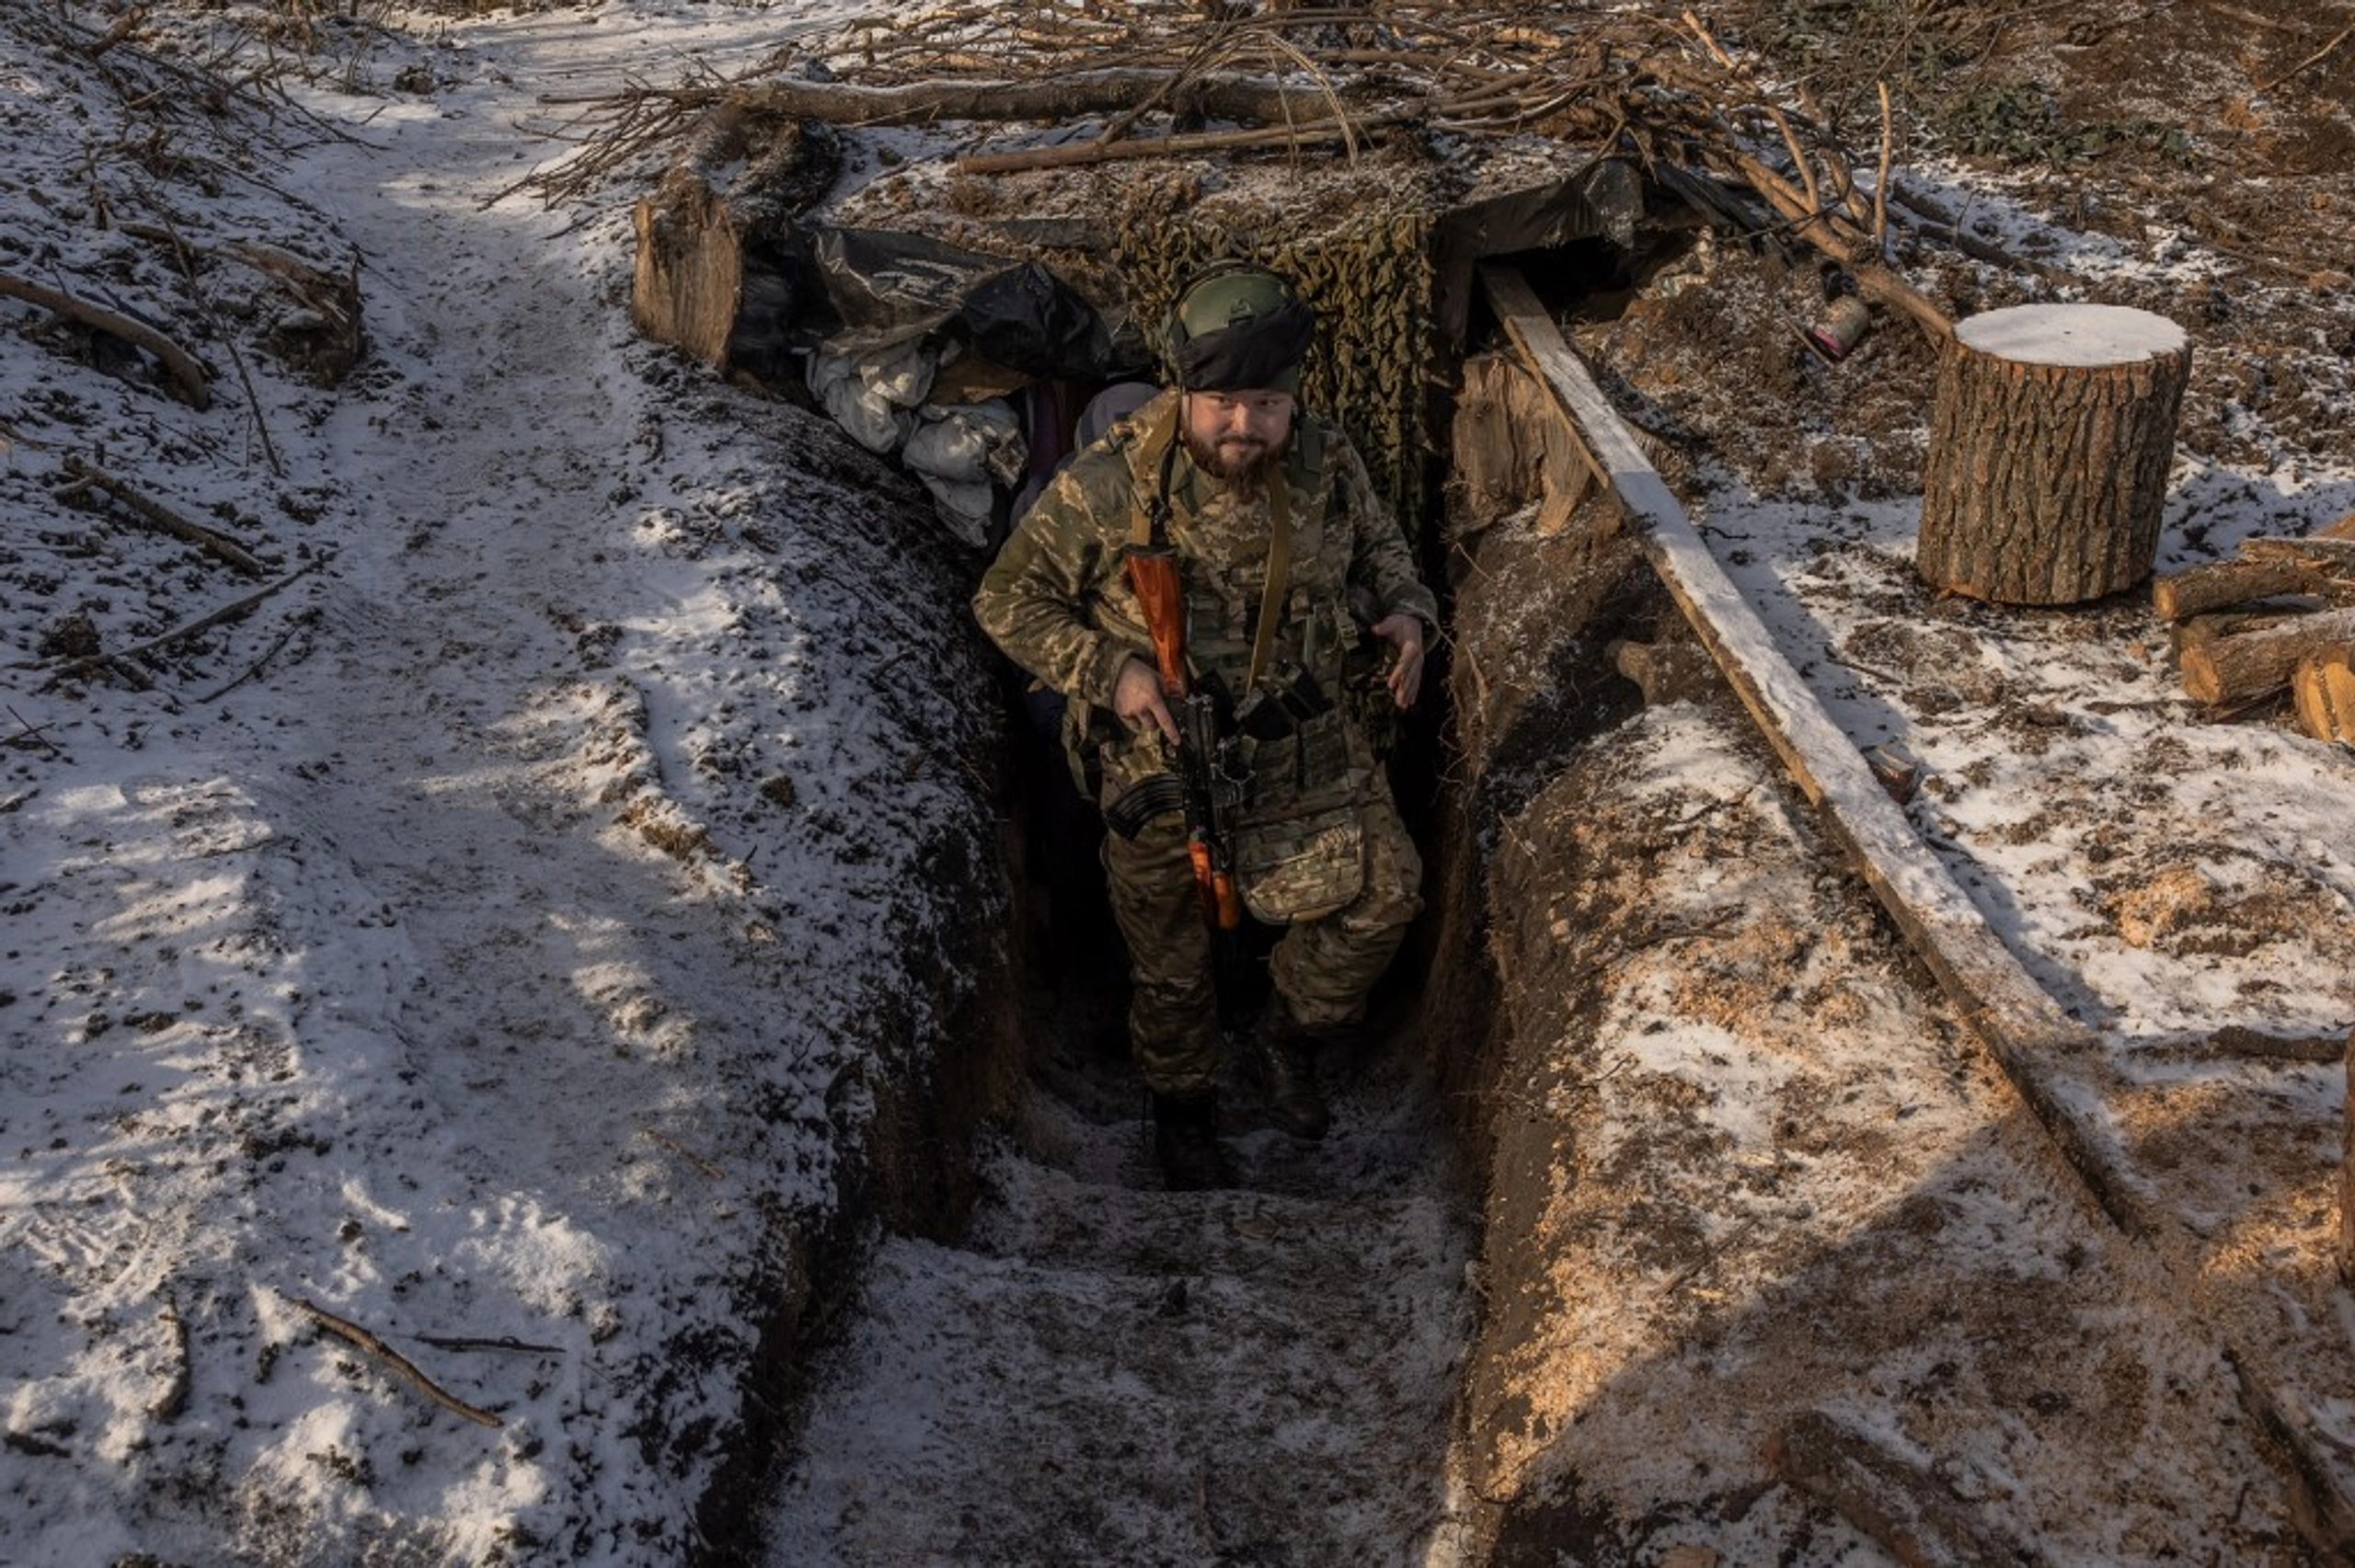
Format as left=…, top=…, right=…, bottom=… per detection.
left=972, top=389, right=1438, bottom=825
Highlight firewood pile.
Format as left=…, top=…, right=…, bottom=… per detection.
left=2156, top=513, right=2355, bottom=742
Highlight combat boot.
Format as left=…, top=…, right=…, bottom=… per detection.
left=1253, top=1008, right=1331, bottom=1142
left=1150, top=1091, right=1230, bottom=1192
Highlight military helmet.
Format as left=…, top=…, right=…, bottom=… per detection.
left=1164, top=263, right=1315, bottom=395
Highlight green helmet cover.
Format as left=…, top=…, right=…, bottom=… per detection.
left=1166, top=266, right=1315, bottom=395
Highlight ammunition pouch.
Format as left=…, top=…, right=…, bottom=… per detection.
left=1233, top=659, right=1332, bottom=744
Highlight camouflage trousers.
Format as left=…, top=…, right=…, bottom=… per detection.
left=1102, top=794, right=1422, bottom=1096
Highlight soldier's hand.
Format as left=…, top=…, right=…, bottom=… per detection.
left=1372, top=612, right=1427, bottom=710
left=1113, top=656, right=1179, bottom=743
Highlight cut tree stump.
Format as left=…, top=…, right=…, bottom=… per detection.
left=1918, top=303, right=2189, bottom=605
left=630, top=106, right=840, bottom=383
left=2294, top=645, right=2355, bottom=743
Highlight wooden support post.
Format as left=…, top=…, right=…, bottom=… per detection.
left=1918, top=303, right=2189, bottom=605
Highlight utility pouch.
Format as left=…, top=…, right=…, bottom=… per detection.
left=1234, top=805, right=1364, bottom=924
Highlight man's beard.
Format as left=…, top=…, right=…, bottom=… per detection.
left=1181, top=427, right=1285, bottom=500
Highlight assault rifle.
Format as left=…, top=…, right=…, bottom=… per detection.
left=1123, top=544, right=1246, bottom=933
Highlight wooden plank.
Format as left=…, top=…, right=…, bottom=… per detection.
left=1480, top=264, right=2088, bottom=1063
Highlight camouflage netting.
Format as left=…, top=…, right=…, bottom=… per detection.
left=1109, top=172, right=1441, bottom=532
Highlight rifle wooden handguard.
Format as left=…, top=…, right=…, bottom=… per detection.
left=1124, top=546, right=1189, bottom=698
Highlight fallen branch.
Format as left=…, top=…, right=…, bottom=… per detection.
left=0, top=270, right=210, bottom=410
left=1715, top=149, right=1954, bottom=339
left=411, top=1332, right=567, bottom=1356
left=60, top=455, right=270, bottom=578
left=2199, top=1024, right=2348, bottom=1064
left=2253, top=17, right=2355, bottom=94
left=290, top=1296, right=502, bottom=1429
left=46, top=555, right=327, bottom=689
left=197, top=621, right=301, bottom=704
left=6, top=704, right=66, bottom=761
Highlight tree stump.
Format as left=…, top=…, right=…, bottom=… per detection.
left=1918, top=303, right=2190, bottom=605
left=630, top=107, right=840, bottom=384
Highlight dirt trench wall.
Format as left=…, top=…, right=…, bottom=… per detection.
left=1426, top=378, right=2305, bottom=1562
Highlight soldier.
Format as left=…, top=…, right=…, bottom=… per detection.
left=971, top=265, right=1439, bottom=1190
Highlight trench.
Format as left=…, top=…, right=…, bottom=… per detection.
left=690, top=193, right=2335, bottom=1562
left=719, top=243, right=1672, bottom=1566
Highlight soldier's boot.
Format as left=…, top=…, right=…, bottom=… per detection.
left=1150, top=1091, right=1230, bottom=1192
left=1253, top=1009, right=1331, bottom=1142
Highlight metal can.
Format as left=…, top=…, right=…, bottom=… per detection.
left=1802, top=295, right=1875, bottom=362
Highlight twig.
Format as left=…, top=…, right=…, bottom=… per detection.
left=411, top=1332, right=567, bottom=1356
left=197, top=621, right=301, bottom=704
left=0, top=270, right=210, bottom=410
left=2253, top=18, right=2355, bottom=94
left=144, top=206, right=284, bottom=477
left=290, top=1296, right=502, bottom=1428
left=60, top=455, right=270, bottom=578
left=641, top=1126, right=725, bottom=1179
left=6, top=705, right=66, bottom=760
left=1872, top=82, right=1893, bottom=256
left=47, top=555, right=327, bottom=688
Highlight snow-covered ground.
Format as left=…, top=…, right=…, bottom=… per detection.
left=5, top=4, right=1000, bottom=1561
left=6, top=0, right=2353, bottom=1563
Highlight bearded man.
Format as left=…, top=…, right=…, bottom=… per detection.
left=971, top=265, right=1438, bottom=1190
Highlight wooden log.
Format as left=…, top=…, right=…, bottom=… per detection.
left=728, top=68, right=1390, bottom=134
left=2152, top=558, right=2354, bottom=621
left=1918, top=303, right=2189, bottom=605
left=2241, top=535, right=2355, bottom=574
left=2179, top=607, right=2355, bottom=705
left=2294, top=645, right=2355, bottom=744
left=2324, top=512, right=2355, bottom=542
left=630, top=107, right=840, bottom=378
